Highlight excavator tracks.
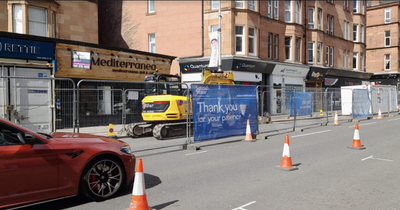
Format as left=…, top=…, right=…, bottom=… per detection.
left=152, top=122, right=192, bottom=140
left=126, top=122, right=153, bottom=137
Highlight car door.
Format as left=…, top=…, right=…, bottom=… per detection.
left=0, top=121, right=58, bottom=207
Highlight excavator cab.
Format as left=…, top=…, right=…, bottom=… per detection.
left=144, top=74, right=183, bottom=96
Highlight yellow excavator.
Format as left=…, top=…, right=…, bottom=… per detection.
left=126, top=70, right=235, bottom=139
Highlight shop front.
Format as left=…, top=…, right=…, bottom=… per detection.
left=54, top=42, right=175, bottom=128
left=178, top=56, right=273, bottom=87
left=267, top=63, right=309, bottom=115
left=0, top=32, right=55, bottom=132
left=369, top=72, right=400, bottom=87
left=306, top=67, right=372, bottom=88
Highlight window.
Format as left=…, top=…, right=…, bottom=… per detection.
left=330, top=16, right=334, bottom=35
left=249, top=27, right=256, bottom=55
left=360, top=53, right=364, bottom=71
left=274, top=34, right=279, bottom=59
left=343, top=21, right=347, bottom=40
left=28, top=6, right=47, bottom=37
left=211, top=0, right=219, bottom=10
left=330, top=47, right=333, bottom=67
left=353, top=24, right=358, bottom=42
left=308, top=42, right=314, bottom=64
left=148, top=0, right=155, bottom=13
left=274, top=0, right=279, bottom=20
left=385, top=8, right=391, bottom=24
left=285, top=36, right=291, bottom=60
left=343, top=50, right=346, bottom=68
left=211, top=25, right=218, bottom=32
left=346, top=51, right=349, bottom=69
left=317, top=8, right=322, bottom=30
left=360, top=0, right=364, bottom=14
left=248, top=0, right=256, bottom=11
left=385, top=30, right=391, bottom=47
left=308, top=7, right=314, bottom=29
left=52, top=12, right=56, bottom=38
left=13, top=5, right=23, bottom=34
left=268, top=33, right=273, bottom=58
left=149, top=33, right=155, bottom=53
left=317, top=43, right=322, bottom=64
left=347, top=22, right=350, bottom=40
left=353, top=0, right=359, bottom=13
left=268, top=0, right=273, bottom=18
left=344, top=0, right=349, bottom=10
left=353, top=52, right=358, bottom=70
left=384, top=54, right=391, bottom=70
left=360, top=25, right=364, bottom=43
left=327, top=14, right=330, bottom=34
left=235, top=0, right=244, bottom=8
left=295, top=37, right=301, bottom=62
left=326, top=46, right=330, bottom=66
left=285, top=0, right=292, bottom=22
left=295, top=0, right=301, bottom=24
left=235, top=26, right=244, bottom=53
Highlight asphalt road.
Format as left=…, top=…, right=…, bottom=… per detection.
left=10, top=115, right=400, bottom=210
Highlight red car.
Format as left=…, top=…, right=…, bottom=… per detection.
left=0, top=118, right=136, bottom=209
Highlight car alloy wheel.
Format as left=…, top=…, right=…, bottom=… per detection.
left=82, top=157, right=125, bottom=200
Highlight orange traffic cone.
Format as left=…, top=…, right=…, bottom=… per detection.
left=348, top=123, right=365, bottom=150
left=334, top=111, right=339, bottom=126
left=128, top=158, right=151, bottom=210
left=277, top=135, right=298, bottom=171
left=243, top=119, right=256, bottom=142
left=377, top=108, right=382, bottom=119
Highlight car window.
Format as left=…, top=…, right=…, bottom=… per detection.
left=0, top=122, right=24, bottom=146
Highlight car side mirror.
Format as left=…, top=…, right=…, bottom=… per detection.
left=24, top=133, right=36, bottom=145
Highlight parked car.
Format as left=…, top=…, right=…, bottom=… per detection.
left=0, top=118, right=136, bottom=209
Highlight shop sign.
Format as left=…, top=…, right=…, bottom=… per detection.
left=0, top=37, right=54, bottom=61
left=272, top=64, right=309, bottom=77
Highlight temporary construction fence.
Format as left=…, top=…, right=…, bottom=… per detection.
left=2, top=75, right=398, bottom=141
left=0, top=76, right=76, bottom=133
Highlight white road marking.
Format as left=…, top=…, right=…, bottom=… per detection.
left=185, top=150, right=208, bottom=156
left=232, top=201, right=256, bottom=210
left=388, top=118, right=400, bottom=121
left=361, top=155, right=374, bottom=161
left=361, top=155, right=393, bottom=162
left=291, top=130, right=331, bottom=138
left=348, top=122, right=376, bottom=128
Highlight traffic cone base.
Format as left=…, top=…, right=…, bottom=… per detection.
left=348, top=123, right=366, bottom=150
left=276, top=135, right=298, bottom=171
left=243, top=119, right=257, bottom=142
left=377, top=108, right=382, bottom=119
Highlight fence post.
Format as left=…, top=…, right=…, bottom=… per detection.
left=293, top=89, right=296, bottom=131
left=325, top=87, right=328, bottom=125
left=122, top=89, right=127, bottom=132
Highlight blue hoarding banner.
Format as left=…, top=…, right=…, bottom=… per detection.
left=290, top=92, right=313, bottom=116
left=0, top=37, right=54, bottom=60
left=191, top=84, right=257, bottom=142
left=353, top=89, right=371, bottom=119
